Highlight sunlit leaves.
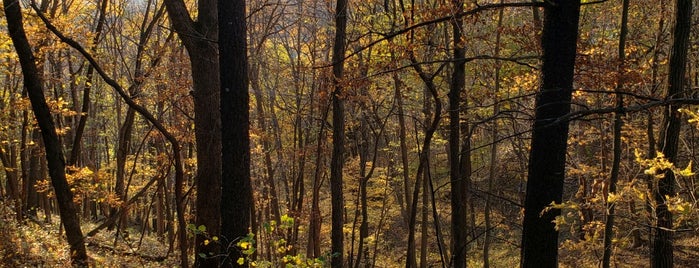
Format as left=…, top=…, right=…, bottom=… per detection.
left=634, top=149, right=694, bottom=179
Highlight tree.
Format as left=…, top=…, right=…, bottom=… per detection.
left=219, top=0, right=252, bottom=266
left=653, top=0, right=692, bottom=267
left=449, top=0, right=467, bottom=267
left=602, top=0, right=630, bottom=266
left=3, top=0, right=88, bottom=265
left=330, top=0, right=349, bottom=266
left=162, top=0, right=220, bottom=266
left=520, top=1, right=580, bottom=267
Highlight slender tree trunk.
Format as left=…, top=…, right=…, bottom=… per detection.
left=602, top=0, right=629, bottom=267
left=653, top=1, right=692, bottom=267
left=406, top=52, right=442, bottom=268
left=25, top=130, right=42, bottom=218
left=4, top=0, right=88, bottom=265
left=393, top=69, right=411, bottom=224
left=484, top=4, right=505, bottom=267
left=419, top=165, right=429, bottom=268
left=69, top=0, right=108, bottom=166
left=520, top=1, right=580, bottom=267
left=330, top=0, right=349, bottom=266
left=250, top=62, right=281, bottom=224
left=450, top=1, right=467, bottom=267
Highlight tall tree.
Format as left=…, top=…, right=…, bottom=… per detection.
left=449, top=0, right=467, bottom=267
left=162, top=0, right=220, bottom=266
left=330, top=0, right=349, bottom=267
left=4, top=0, right=88, bottom=265
left=219, top=0, right=252, bottom=266
left=520, top=1, right=580, bottom=267
left=602, top=0, right=630, bottom=266
left=653, top=0, right=692, bottom=267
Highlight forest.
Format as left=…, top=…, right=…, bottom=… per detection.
left=0, top=0, right=698, bottom=267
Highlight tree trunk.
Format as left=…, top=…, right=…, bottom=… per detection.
left=602, top=0, right=629, bottom=266
left=330, top=0, right=349, bottom=266
left=484, top=4, right=505, bottom=267
left=163, top=0, right=220, bottom=266
left=220, top=0, right=252, bottom=266
left=653, top=0, right=692, bottom=267
left=69, top=0, right=108, bottom=166
left=406, top=52, right=442, bottom=268
left=449, top=1, right=467, bottom=267
left=250, top=62, right=281, bottom=224
left=520, top=1, right=580, bottom=267
left=4, top=0, right=88, bottom=265
left=25, top=130, right=42, bottom=218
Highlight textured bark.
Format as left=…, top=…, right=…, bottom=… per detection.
left=520, top=1, right=580, bottom=267
left=220, top=0, right=251, bottom=267
left=4, top=0, right=88, bottom=265
left=330, top=0, right=348, bottom=266
left=653, top=0, right=692, bottom=267
left=163, top=0, right=220, bottom=266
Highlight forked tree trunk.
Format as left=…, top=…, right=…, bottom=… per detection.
left=163, top=0, right=220, bottom=266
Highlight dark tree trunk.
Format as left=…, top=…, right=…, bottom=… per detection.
left=4, top=0, right=88, bottom=265
left=449, top=1, right=467, bottom=267
left=25, top=130, right=42, bottom=218
left=602, top=0, right=629, bottom=266
left=163, top=0, right=220, bottom=266
left=653, top=0, right=692, bottom=267
left=220, top=0, right=252, bottom=267
left=330, top=0, right=348, bottom=266
left=520, top=1, right=580, bottom=267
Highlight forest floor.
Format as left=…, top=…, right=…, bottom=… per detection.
left=1, top=201, right=698, bottom=267
left=0, top=204, right=179, bottom=267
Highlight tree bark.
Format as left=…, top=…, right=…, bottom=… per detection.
left=520, top=1, right=580, bottom=267
left=653, top=0, right=692, bottom=267
left=330, top=0, right=349, bottom=266
left=4, top=0, right=88, bottom=265
left=163, top=0, right=220, bottom=266
left=220, top=0, right=252, bottom=267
